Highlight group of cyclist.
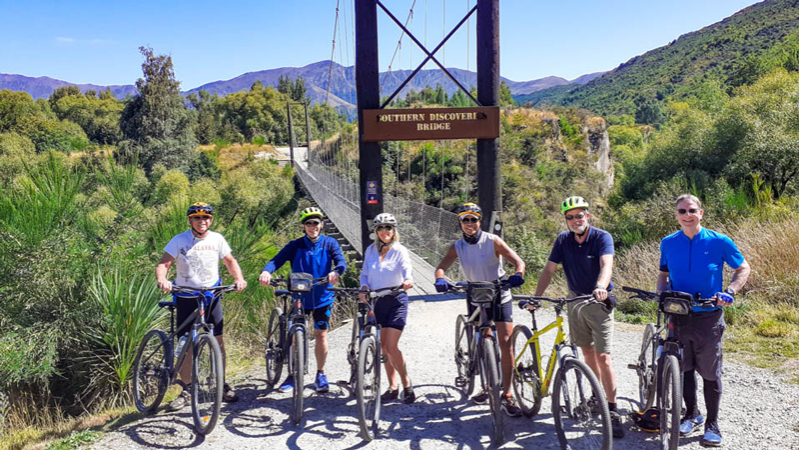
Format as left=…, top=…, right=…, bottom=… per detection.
left=156, top=192, right=749, bottom=448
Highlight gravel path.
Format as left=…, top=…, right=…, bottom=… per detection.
left=91, top=297, right=799, bottom=449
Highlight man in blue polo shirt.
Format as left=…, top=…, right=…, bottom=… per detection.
left=533, top=196, right=624, bottom=438
left=258, top=207, right=347, bottom=394
left=658, top=194, right=750, bottom=447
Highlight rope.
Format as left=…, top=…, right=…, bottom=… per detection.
left=380, top=0, right=418, bottom=92
left=326, top=0, right=341, bottom=105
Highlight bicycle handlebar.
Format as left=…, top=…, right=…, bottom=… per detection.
left=329, top=285, right=404, bottom=299
left=446, top=279, right=511, bottom=293
left=171, top=284, right=237, bottom=295
left=514, top=294, right=594, bottom=310
left=622, top=286, right=720, bottom=308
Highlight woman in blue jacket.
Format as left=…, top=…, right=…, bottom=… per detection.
left=258, top=207, right=347, bottom=393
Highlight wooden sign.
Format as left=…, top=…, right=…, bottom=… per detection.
left=362, top=106, right=500, bottom=142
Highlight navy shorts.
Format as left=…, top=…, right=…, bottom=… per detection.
left=672, top=309, right=725, bottom=381
left=466, top=299, right=513, bottom=323
left=305, top=304, right=333, bottom=331
left=374, top=292, right=409, bottom=331
left=175, top=295, right=224, bottom=337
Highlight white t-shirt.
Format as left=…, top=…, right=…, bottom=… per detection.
left=359, top=242, right=413, bottom=291
left=164, top=230, right=232, bottom=288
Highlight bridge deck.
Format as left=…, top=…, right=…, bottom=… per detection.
left=280, top=146, right=439, bottom=295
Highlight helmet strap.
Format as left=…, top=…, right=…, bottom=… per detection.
left=463, top=229, right=482, bottom=245
left=191, top=224, right=208, bottom=238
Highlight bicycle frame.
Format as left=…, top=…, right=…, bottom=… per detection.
left=513, top=314, right=576, bottom=398
left=275, top=293, right=310, bottom=378
left=464, top=297, right=503, bottom=394
left=160, top=292, right=221, bottom=384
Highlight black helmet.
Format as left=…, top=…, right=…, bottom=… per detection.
left=457, top=202, right=482, bottom=219
left=187, top=202, right=214, bottom=217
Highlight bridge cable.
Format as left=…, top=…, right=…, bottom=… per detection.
left=326, top=0, right=341, bottom=105
left=380, top=0, right=417, bottom=93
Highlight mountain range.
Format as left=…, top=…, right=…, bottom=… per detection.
left=0, top=62, right=605, bottom=110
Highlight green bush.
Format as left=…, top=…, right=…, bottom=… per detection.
left=152, top=169, right=190, bottom=206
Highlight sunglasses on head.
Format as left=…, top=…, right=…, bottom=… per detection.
left=677, top=208, right=700, bottom=215
left=461, top=217, right=479, bottom=224
left=376, top=225, right=394, bottom=232
left=565, top=212, right=586, bottom=221
left=303, top=220, right=321, bottom=226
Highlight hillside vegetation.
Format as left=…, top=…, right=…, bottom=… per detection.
left=520, top=0, right=799, bottom=117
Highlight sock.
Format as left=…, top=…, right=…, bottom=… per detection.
left=608, top=402, right=617, bottom=412
left=703, top=377, right=722, bottom=426
left=683, top=369, right=699, bottom=417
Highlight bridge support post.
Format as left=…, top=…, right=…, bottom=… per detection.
left=356, top=0, right=382, bottom=253
left=304, top=100, right=311, bottom=148
left=476, top=0, right=501, bottom=234
left=287, top=101, right=296, bottom=168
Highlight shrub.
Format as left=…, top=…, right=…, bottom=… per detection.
left=152, top=169, right=190, bottom=206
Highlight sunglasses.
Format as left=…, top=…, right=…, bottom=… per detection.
left=460, top=217, right=479, bottom=224
left=191, top=216, right=212, bottom=221
left=565, top=213, right=586, bottom=221
left=303, top=220, right=322, bottom=226
left=677, top=208, right=700, bottom=215
left=375, top=225, right=394, bottom=232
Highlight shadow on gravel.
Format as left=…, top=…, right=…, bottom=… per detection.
left=119, top=414, right=205, bottom=448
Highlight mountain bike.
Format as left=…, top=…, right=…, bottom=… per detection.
left=132, top=284, right=235, bottom=435
left=450, top=280, right=510, bottom=445
left=511, top=294, right=612, bottom=450
left=329, top=285, right=404, bottom=441
left=622, top=286, right=718, bottom=450
left=264, top=272, right=327, bottom=425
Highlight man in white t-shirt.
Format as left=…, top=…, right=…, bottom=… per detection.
left=156, top=202, right=247, bottom=411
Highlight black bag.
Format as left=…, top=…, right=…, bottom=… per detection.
left=468, top=282, right=496, bottom=306
left=660, top=290, right=694, bottom=316
left=630, top=408, right=660, bottom=433
left=288, top=272, right=314, bottom=292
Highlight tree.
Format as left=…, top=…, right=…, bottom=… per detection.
left=119, top=47, right=197, bottom=172
left=277, top=75, right=292, bottom=96
left=500, top=81, right=515, bottom=107
left=634, top=95, right=666, bottom=128
left=292, top=76, right=307, bottom=102
left=187, top=90, right=219, bottom=145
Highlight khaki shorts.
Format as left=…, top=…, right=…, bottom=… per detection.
left=567, top=299, right=614, bottom=354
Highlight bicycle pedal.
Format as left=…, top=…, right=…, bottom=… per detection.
left=455, top=377, right=466, bottom=387
left=380, top=355, right=387, bottom=363
left=627, top=363, right=639, bottom=370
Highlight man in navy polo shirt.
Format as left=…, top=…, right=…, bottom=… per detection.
left=533, top=196, right=623, bottom=438
left=658, top=194, right=750, bottom=447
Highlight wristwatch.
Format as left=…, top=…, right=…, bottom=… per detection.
left=724, top=287, right=736, bottom=296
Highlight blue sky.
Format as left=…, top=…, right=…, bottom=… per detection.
left=0, top=0, right=761, bottom=89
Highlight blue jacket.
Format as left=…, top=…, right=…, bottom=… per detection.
left=263, top=234, right=347, bottom=309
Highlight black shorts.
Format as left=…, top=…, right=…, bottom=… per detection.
left=374, top=292, right=409, bottom=331
left=672, top=309, right=725, bottom=381
left=175, top=295, right=224, bottom=337
left=304, top=304, right=333, bottom=331
left=466, top=299, right=513, bottom=323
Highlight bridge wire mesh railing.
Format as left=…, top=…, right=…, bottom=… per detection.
left=299, top=138, right=462, bottom=277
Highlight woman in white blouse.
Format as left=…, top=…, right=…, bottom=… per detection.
left=360, top=213, right=415, bottom=403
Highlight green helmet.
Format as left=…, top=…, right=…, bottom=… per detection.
left=299, top=207, right=323, bottom=223
left=561, top=196, right=589, bottom=214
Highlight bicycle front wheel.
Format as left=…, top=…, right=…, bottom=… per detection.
left=348, top=313, right=360, bottom=388
left=481, top=338, right=505, bottom=445
left=357, top=335, right=381, bottom=441
left=552, top=357, right=612, bottom=450
left=638, top=323, right=657, bottom=410
left=659, top=354, right=681, bottom=450
left=291, top=328, right=305, bottom=425
left=132, top=329, right=170, bottom=412
left=265, top=307, right=283, bottom=387
left=511, top=325, right=542, bottom=417
left=191, top=333, right=224, bottom=435
left=454, top=314, right=475, bottom=396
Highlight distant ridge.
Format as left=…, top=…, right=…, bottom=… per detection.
left=0, top=61, right=606, bottom=111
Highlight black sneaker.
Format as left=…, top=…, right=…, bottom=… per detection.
left=471, top=390, right=489, bottom=405
left=167, top=389, right=190, bottom=412
left=223, top=383, right=239, bottom=403
left=610, top=411, right=625, bottom=438
left=381, top=387, right=399, bottom=402
left=587, top=393, right=601, bottom=414
left=501, top=395, right=522, bottom=418
left=403, top=387, right=416, bottom=404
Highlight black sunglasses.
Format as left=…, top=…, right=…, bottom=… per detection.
left=375, top=225, right=394, bottom=232
left=461, top=217, right=479, bottom=224
left=303, top=220, right=322, bottom=226
left=564, top=213, right=586, bottom=221
left=677, top=208, right=700, bottom=215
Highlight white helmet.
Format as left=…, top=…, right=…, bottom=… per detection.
left=372, top=213, right=397, bottom=229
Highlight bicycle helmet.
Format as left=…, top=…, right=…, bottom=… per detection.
left=560, top=196, right=589, bottom=214
left=372, top=213, right=397, bottom=229
left=457, top=202, right=482, bottom=219
left=299, top=206, right=323, bottom=223
left=187, top=202, right=214, bottom=217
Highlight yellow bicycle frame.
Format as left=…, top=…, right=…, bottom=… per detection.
left=513, top=314, right=569, bottom=398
